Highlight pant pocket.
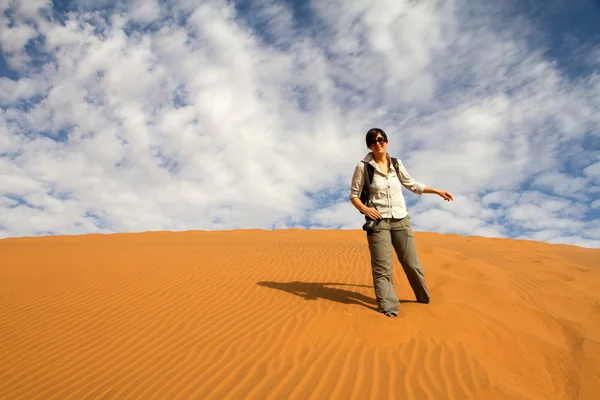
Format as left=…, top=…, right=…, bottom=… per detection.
left=400, top=217, right=414, bottom=235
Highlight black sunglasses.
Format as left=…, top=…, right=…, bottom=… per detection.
left=369, top=137, right=387, bottom=146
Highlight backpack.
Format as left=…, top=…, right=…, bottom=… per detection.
left=359, top=157, right=401, bottom=214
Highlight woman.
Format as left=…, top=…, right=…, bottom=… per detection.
left=349, top=128, right=453, bottom=317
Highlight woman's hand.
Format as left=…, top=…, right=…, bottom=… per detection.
left=437, top=190, right=454, bottom=202
left=423, top=186, right=454, bottom=201
left=363, top=207, right=382, bottom=220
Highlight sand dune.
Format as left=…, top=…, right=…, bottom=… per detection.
left=1, top=230, right=599, bottom=399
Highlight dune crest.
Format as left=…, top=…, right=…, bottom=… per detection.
left=1, top=230, right=599, bottom=399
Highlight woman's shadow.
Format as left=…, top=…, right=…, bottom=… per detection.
left=257, top=281, right=417, bottom=312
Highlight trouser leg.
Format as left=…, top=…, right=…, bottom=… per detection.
left=390, top=216, right=430, bottom=303
left=367, top=219, right=400, bottom=315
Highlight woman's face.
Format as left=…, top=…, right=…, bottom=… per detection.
left=369, top=135, right=388, bottom=155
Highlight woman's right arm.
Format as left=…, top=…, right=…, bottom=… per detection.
left=349, top=162, right=366, bottom=213
left=351, top=197, right=367, bottom=213
left=349, top=162, right=382, bottom=219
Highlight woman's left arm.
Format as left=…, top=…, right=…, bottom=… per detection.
left=396, top=159, right=454, bottom=202
left=423, top=186, right=454, bottom=202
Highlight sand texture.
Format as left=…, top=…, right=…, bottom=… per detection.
left=1, top=230, right=599, bottom=399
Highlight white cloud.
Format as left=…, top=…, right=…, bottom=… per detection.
left=482, top=191, right=520, bottom=207
left=128, top=0, right=161, bottom=23
left=309, top=202, right=358, bottom=229
left=531, top=171, right=589, bottom=200
left=517, top=191, right=588, bottom=219
left=12, top=0, right=52, bottom=19
left=0, top=0, right=52, bottom=69
left=533, top=235, right=600, bottom=249
left=411, top=208, right=489, bottom=235
left=0, top=22, right=37, bottom=53
left=507, top=204, right=584, bottom=231
left=0, top=0, right=599, bottom=248
left=0, top=77, right=48, bottom=104
left=584, top=161, right=600, bottom=181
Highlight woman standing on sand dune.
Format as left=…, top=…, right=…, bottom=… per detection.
left=349, top=128, right=454, bottom=317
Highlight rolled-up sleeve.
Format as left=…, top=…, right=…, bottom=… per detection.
left=349, top=162, right=365, bottom=199
left=396, top=160, right=425, bottom=195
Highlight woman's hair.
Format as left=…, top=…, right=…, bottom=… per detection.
left=365, top=128, right=388, bottom=148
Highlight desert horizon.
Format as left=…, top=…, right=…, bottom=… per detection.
left=1, top=229, right=599, bottom=399
left=2, top=228, right=598, bottom=250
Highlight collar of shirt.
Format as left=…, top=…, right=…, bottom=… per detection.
left=362, top=152, right=396, bottom=175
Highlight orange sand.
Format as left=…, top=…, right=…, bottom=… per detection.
left=1, top=230, right=599, bottom=399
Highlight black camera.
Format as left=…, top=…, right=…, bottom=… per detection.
left=362, top=200, right=380, bottom=233
left=362, top=218, right=379, bottom=232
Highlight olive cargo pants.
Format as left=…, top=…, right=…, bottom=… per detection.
left=366, top=216, right=430, bottom=316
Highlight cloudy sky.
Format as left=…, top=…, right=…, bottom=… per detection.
left=1, top=0, right=599, bottom=248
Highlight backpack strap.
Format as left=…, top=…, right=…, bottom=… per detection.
left=364, top=161, right=373, bottom=185
left=391, top=157, right=400, bottom=177
left=359, top=161, right=375, bottom=213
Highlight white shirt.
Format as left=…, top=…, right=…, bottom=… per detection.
left=349, top=152, right=426, bottom=219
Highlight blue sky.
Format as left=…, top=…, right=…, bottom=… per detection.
left=1, top=0, right=599, bottom=247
